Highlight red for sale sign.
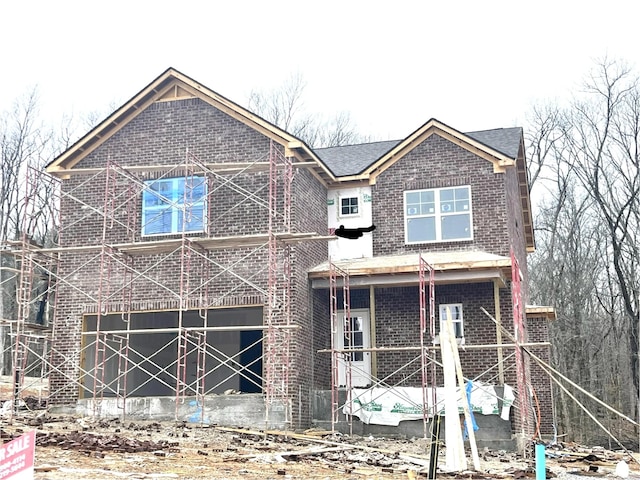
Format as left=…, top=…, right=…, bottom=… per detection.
left=0, top=431, right=35, bottom=480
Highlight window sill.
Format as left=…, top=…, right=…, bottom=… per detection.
left=405, top=238, right=473, bottom=245
left=433, top=337, right=465, bottom=346
left=140, top=231, right=207, bottom=240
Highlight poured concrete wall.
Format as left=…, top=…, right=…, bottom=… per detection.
left=71, top=393, right=287, bottom=429
left=312, top=389, right=516, bottom=451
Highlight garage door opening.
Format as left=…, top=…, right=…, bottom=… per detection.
left=82, top=307, right=263, bottom=398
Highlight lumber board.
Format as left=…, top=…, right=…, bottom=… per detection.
left=213, top=426, right=431, bottom=460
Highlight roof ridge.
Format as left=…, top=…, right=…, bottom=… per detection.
left=466, top=126, right=521, bottom=134
left=314, top=139, right=401, bottom=150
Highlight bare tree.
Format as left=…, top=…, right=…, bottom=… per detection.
left=526, top=58, right=640, bottom=444
left=247, top=74, right=371, bottom=148
left=562, top=59, right=640, bottom=406
left=0, top=89, right=63, bottom=373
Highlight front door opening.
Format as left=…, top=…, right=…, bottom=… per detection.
left=333, top=309, right=371, bottom=387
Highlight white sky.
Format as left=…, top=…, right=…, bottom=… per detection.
left=2, top=0, right=640, bottom=141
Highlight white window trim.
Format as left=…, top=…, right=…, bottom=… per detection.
left=141, top=176, right=208, bottom=237
left=433, top=303, right=465, bottom=345
left=339, top=196, right=360, bottom=217
left=404, top=186, right=473, bottom=244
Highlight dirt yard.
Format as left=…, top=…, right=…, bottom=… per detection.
left=1, top=409, right=639, bottom=480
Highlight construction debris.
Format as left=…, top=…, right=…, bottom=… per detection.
left=0, top=416, right=637, bottom=479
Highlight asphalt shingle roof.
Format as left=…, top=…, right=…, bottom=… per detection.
left=313, top=127, right=522, bottom=177
left=314, top=140, right=401, bottom=177
left=465, top=127, right=523, bottom=159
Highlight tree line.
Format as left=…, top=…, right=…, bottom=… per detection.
left=526, top=59, right=640, bottom=446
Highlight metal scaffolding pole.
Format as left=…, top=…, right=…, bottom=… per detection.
left=328, top=259, right=351, bottom=433
left=418, top=254, right=435, bottom=438
left=264, top=140, right=293, bottom=428
left=12, top=164, right=40, bottom=416
left=92, top=160, right=118, bottom=417
left=329, top=260, right=339, bottom=430
left=511, top=247, right=531, bottom=438
left=342, top=268, right=353, bottom=436
left=2, top=143, right=328, bottom=426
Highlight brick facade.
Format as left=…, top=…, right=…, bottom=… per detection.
left=310, top=133, right=550, bottom=437
left=312, top=283, right=518, bottom=388
left=49, top=74, right=551, bottom=436
left=527, top=315, right=555, bottom=436
left=51, top=97, right=328, bottom=417
left=372, top=135, right=511, bottom=257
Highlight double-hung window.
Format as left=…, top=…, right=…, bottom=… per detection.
left=438, top=303, right=464, bottom=343
left=340, top=196, right=359, bottom=216
left=404, top=186, right=472, bottom=243
left=142, top=176, right=207, bottom=236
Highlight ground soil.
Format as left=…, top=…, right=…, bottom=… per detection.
left=1, top=412, right=639, bottom=480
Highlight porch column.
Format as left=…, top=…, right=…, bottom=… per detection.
left=494, top=279, right=505, bottom=384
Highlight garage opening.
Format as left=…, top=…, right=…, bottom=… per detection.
left=81, top=306, right=263, bottom=398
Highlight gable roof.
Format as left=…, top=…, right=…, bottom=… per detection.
left=314, top=120, right=534, bottom=252
left=465, top=127, right=523, bottom=159
left=46, top=70, right=533, bottom=250
left=46, top=67, right=337, bottom=184
left=314, top=126, right=523, bottom=177
left=315, top=140, right=401, bottom=177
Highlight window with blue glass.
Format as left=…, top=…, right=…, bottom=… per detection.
left=141, top=176, right=207, bottom=236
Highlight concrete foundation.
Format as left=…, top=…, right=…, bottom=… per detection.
left=312, top=389, right=516, bottom=451
left=55, top=394, right=287, bottom=429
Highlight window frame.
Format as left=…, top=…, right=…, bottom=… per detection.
left=339, top=196, right=360, bottom=217
left=403, top=186, right=473, bottom=244
left=141, top=176, right=208, bottom=237
left=434, top=303, right=465, bottom=345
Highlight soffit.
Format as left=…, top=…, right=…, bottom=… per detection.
left=46, top=68, right=336, bottom=184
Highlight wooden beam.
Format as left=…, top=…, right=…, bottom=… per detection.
left=494, top=279, right=505, bottom=384
left=9, top=232, right=335, bottom=256
left=317, top=342, right=551, bottom=354
left=369, top=286, right=377, bottom=380
left=310, top=269, right=507, bottom=288
left=45, top=161, right=319, bottom=177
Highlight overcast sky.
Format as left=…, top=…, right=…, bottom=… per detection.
left=2, top=1, right=640, bottom=142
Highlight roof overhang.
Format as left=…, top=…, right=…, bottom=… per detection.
left=328, top=119, right=536, bottom=252
left=334, top=119, right=516, bottom=185
left=309, top=251, right=511, bottom=289
left=516, top=137, right=535, bottom=252
left=46, top=68, right=337, bottom=185
left=525, top=305, right=556, bottom=321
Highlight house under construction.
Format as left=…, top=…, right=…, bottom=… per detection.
left=1, top=68, right=555, bottom=451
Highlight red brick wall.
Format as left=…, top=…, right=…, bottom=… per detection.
left=310, top=280, right=545, bottom=434
left=373, top=283, right=517, bottom=385
left=371, top=134, right=511, bottom=257
left=289, top=167, right=328, bottom=425
left=51, top=97, right=328, bottom=426
left=527, top=315, right=555, bottom=436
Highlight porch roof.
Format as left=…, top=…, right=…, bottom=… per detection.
left=309, top=251, right=511, bottom=288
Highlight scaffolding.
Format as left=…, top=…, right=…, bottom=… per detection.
left=328, top=259, right=352, bottom=433
left=322, top=252, right=540, bottom=442
left=2, top=144, right=539, bottom=446
left=2, top=141, right=327, bottom=427
left=511, top=247, right=532, bottom=436
left=326, top=254, right=440, bottom=437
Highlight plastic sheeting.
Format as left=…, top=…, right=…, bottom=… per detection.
left=342, top=382, right=514, bottom=426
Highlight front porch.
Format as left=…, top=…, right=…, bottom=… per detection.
left=309, top=252, right=548, bottom=446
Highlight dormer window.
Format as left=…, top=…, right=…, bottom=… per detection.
left=404, top=186, right=472, bottom=243
left=340, top=196, right=359, bottom=217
